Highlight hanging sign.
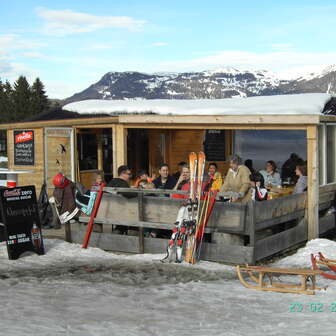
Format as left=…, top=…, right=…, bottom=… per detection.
left=14, top=130, right=35, bottom=166
left=204, top=130, right=226, bottom=161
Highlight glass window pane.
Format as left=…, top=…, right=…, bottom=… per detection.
left=327, top=125, right=336, bottom=183
left=318, top=125, right=325, bottom=185
left=234, top=130, right=306, bottom=179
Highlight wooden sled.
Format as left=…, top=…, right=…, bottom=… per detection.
left=237, top=265, right=323, bottom=295
left=311, top=253, right=336, bottom=280
left=318, top=252, right=336, bottom=272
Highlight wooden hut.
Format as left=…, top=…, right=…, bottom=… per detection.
left=0, top=93, right=335, bottom=263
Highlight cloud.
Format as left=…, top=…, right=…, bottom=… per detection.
left=21, top=51, right=49, bottom=59
left=152, top=42, right=167, bottom=47
left=44, top=80, right=86, bottom=99
left=0, top=60, right=37, bottom=81
left=271, top=43, right=293, bottom=51
left=156, top=50, right=336, bottom=79
left=0, top=34, right=43, bottom=51
left=36, top=7, right=147, bottom=36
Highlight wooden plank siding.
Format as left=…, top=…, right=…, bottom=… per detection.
left=148, top=129, right=232, bottom=176
left=72, top=224, right=255, bottom=264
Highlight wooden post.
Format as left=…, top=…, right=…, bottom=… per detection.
left=307, top=126, right=319, bottom=239
left=138, top=191, right=145, bottom=254
left=113, top=125, right=127, bottom=177
left=64, top=222, right=72, bottom=242
left=97, top=130, right=103, bottom=172
left=247, top=201, right=256, bottom=264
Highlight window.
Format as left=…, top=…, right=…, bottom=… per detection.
left=234, top=130, right=306, bottom=171
left=319, top=124, right=336, bottom=185
left=327, top=125, right=336, bottom=184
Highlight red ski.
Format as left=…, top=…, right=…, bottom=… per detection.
left=185, top=152, right=205, bottom=264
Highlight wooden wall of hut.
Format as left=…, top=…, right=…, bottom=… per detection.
left=7, top=128, right=45, bottom=195
left=148, top=129, right=233, bottom=176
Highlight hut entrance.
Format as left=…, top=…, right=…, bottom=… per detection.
left=45, top=128, right=74, bottom=194
left=76, top=128, right=113, bottom=188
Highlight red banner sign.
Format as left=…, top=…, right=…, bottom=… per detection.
left=15, top=131, right=33, bottom=144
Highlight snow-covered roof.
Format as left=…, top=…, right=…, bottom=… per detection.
left=63, top=93, right=331, bottom=116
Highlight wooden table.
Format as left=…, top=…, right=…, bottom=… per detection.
left=268, top=186, right=294, bottom=199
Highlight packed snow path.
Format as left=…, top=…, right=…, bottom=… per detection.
left=0, top=239, right=335, bottom=336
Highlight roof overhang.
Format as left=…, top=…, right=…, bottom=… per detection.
left=0, top=116, right=119, bottom=130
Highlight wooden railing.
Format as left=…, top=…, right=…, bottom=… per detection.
left=71, top=184, right=336, bottom=264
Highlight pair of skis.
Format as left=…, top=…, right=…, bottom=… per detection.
left=162, top=152, right=217, bottom=264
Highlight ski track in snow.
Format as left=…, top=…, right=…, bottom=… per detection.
left=0, top=238, right=335, bottom=336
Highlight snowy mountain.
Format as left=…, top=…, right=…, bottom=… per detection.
left=64, top=66, right=336, bottom=104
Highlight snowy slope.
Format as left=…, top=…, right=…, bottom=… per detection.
left=0, top=238, right=335, bottom=336
left=63, top=93, right=331, bottom=116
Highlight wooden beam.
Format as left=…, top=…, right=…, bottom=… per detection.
left=0, top=118, right=119, bottom=130
left=320, top=115, right=336, bottom=122
left=124, top=124, right=308, bottom=130
left=307, top=126, right=319, bottom=239
left=119, top=114, right=321, bottom=125
left=138, top=192, right=145, bottom=253
left=113, top=124, right=127, bottom=176
left=97, top=130, right=103, bottom=171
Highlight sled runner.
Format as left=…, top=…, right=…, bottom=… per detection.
left=317, top=252, right=336, bottom=272
left=311, top=253, right=336, bottom=280
left=237, top=265, right=323, bottom=295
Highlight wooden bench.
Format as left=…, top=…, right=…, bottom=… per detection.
left=237, top=265, right=323, bottom=295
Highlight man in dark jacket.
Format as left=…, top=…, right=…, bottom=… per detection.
left=153, top=163, right=176, bottom=191
left=107, top=165, right=136, bottom=234
left=107, top=165, right=133, bottom=191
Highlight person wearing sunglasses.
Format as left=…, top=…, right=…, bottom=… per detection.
left=107, top=165, right=136, bottom=234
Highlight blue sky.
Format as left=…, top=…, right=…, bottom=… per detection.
left=1, top=0, right=336, bottom=98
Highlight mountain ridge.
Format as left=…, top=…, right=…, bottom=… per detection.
left=63, top=65, right=336, bottom=105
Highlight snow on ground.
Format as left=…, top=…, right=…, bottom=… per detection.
left=0, top=238, right=335, bottom=336
left=63, top=93, right=331, bottom=116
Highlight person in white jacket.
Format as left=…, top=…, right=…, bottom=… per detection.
left=259, top=160, right=281, bottom=188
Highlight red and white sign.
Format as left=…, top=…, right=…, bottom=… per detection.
left=15, top=131, right=33, bottom=144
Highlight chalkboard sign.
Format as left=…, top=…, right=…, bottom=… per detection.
left=0, top=185, right=45, bottom=260
left=203, top=130, right=226, bottom=161
left=14, top=130, right=35, bottom=166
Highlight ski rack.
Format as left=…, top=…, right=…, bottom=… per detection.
left=82, top=183, right=106, bottom=249
left=311, top=252, right=336, bottom=280
left=237, top=265, right=323, bottom=295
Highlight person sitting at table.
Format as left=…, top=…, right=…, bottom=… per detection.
left=107, top=165, right=136, bottom=234
left=133, top=169, right=154, bottom=188
left=293, top=164, right=308, bottom=194
left=207, top=162, right=222, bottom=191
left=259, top=160, right=281, bottom=188
left=220, top=154, right=251, bottom=203
left=152, top=163, right=176, bottom=191
left=172, top=161, right=187, bottom=180
left=281, top=153, right=304, bottom=183
left=171, top=165, right=190, bottom=199
left=250, top=172, right=268, bottom=201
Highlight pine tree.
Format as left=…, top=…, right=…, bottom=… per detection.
left=0, top=80, right=5, bottom=122
left=12, top=76, right=31, bottom=121
left=0, top=80, right=14, bottom=123
left=31, top=77, right=49, bottom=116
left=4, top=81, right=14, bottom=122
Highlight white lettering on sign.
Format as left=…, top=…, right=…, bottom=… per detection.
left=15, top=131, right=33, bottom=144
